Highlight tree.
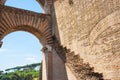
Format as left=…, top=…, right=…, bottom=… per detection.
left=0, top=70, right=3, bottom=75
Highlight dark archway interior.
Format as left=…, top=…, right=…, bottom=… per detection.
left=0, top=31, right=43, bottom=79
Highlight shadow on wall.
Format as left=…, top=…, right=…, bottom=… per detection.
left=55, top=43, right=104, bottom=80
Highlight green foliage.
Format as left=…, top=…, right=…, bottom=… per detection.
left=5, top=63, right=41, bottom=71
left=0, top=63, right=42, bottom=80
left=0, top=70, right=3, bottom=75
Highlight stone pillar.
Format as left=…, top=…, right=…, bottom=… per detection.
left=42, top=45, right=53, bottom=80
left=45, top=45, right=53, bottom=80
left=41, top=47, right=48, bottom=80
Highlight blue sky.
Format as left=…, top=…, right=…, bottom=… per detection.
left=0, top=0, right=43, bottom=71
left=5, top=0, right=43, bottom=13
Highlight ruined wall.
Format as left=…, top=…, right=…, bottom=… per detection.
left=54, top=0, right=120, bottom=79
left=66, top=66, right=77, bottom=80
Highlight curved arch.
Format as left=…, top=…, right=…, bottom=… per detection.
left=0, top=5, right=53, bottom=46
left=89, top=10, right=120, bottom=46
left=1, top=25, right=42, bottom=41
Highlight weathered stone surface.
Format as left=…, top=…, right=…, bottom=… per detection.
left=65, top=48, right=103, bottom=80
left=54, top=0, right=120, bottom=79
left=0, top=0, right=6, bottom=4
left=0, top=0, right=120, bottom=80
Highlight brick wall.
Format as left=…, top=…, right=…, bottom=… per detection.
left=54, top=0, right=120, bottom=79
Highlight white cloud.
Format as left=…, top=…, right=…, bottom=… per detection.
left=0, top=48, right=17, bottom=53
left=25, top=56, right=37, bottom=62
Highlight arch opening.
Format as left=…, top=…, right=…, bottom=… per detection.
left=0, top=31, right=43, bottom=79
left=0, top=25, right=44, bottom=45
left=0, top=1, right=49, bottom=79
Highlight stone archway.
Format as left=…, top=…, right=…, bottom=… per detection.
left=0, top=1, right=69, bottom=80
left=0, top=2, right=54, bottom=80
left=0, top=4, right=53, bottom=46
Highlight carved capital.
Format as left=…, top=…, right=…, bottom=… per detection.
left=41, top=45, right=52, bottom=53
left=41, top=47, right=47, bottom=53
left=45, top=45, right=52, bottom=52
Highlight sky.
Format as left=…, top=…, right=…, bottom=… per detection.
left=0, top=0, right=43, bottom=71
left=5, top=0, right=43, bottom=13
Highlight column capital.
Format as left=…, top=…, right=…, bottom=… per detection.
left=45, top=45, right=52, bottom=52
left=41, top=45, right=52, bottom=53
left=41, top=47, right=47, bottom=53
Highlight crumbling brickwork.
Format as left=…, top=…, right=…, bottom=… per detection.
left=54, top=0, right=120, bottom=79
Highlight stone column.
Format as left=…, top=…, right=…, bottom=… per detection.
left=42, top=45, right=53, bottom=80
left=45, top=45, right=53, bottom=80
left=41, top=47, right=48, bottom=80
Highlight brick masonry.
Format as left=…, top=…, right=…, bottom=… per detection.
left=54, top=0, right=120, bottom=79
